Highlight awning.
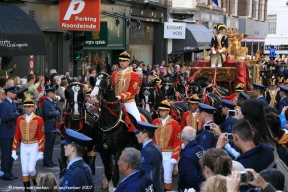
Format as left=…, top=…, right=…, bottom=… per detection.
left=171, top=24, right=213, bottom=54
left=0, top=3, right=46, bottom=56
left=241, top=38, right=265, bottom=42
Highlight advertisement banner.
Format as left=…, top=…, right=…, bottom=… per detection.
left=59, top=0, right=101, bottom=31
left=164, top=22, right=186, bottom=39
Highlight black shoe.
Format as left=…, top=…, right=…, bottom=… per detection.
left=43, top=164, right=53, bottom=167
left=2, top=174, right=13, bottom=181
left=9, top=173, right=18, bottom=180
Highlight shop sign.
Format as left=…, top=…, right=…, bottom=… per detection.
left=84, top=22, right=108, bottom=47
left=59, top=0, right=101, bottom=31
left=164, top=22, right=186, bottom=39
left=265, top=45, right=288, bottom=50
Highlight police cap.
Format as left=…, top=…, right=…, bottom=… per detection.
left=253, top=83, right=266, bottom=90
left=134, top=121, right=158, bottom=134
left=4, top=86, right=18, bottom=94
left=197, top=103, right=216, bottom=114
left=280, top=85, right=288, bottom=93
left=61, top=129, right=92, bottom=147
left=237, top=91, right=251, bottom=100
left=45, top=87, right=56, bottom=94
left=220, top=99, right=236, bottom=109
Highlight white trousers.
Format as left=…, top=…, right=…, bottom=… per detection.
left=124, top=102, right=141, bottom=121
left=162, top=152, right=174, bottom=184
left=20, top=142, right=38, bottom=176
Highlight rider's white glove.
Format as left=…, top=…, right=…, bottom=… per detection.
left=212, top=50, right=217, bottom=54
left=116, top=96, right=121, bottom=100
left=36, top=152, right=44, bottom=161
left=55, top=96, right=61, bottom=101
left=11, top=150, right=18, bottom=160
left=218, top=50, right=223, bottom=53
left=170, top=158, right=178, bottom=164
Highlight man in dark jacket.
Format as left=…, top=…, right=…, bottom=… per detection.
left=233, top=119, right=274, bottom=172
left=178, top=126, right=205, bottom=192
left=135, top=121, right=163, bottom=192
left=0, top=86, right=20, bottom=180
left=42, top=87, right=60, bottom=167
left=219, top=99, right=237, bottom=133
left=60, top=129, right=94, bottom=192
left=253, top=83, right=268, bottom=107
left=115, top=147, right=154, bottom=192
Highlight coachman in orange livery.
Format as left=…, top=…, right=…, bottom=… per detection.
left=12, top=98, right=45, bottom=192
left=152, top=100, right=181, bottom=191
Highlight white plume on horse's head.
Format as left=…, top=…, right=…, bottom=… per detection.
left=90, top=77, right=102, bottom=103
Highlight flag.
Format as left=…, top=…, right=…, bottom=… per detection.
left=212, top=0, right=218, bottom=6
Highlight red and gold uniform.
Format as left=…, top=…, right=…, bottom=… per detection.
left=111, top=51, right=141, bottom=121
left=152, top=100, right=181, bottom=190
left=12, top=98, right=45, bottom=189
left=180, top=94, right=202, bottom=131
left=180, top=111, right=201, bottom=131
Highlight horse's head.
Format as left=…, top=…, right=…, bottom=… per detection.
left=90, top=72, right=112, bottom=103
left=65, top=82, right=85, bottom=120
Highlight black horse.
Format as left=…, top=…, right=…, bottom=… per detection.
left=58, top=82, right=96, bottom=174
left=90, top=71, right=152, bottom=189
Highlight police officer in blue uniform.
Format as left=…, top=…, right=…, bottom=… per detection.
left=42, top=87, right=60, bottom=167
left=219, top=99, right=237, bottom=133
left=178, top=126, right=205, bottom=192
left=236, top=91, right=250, bottom=107
left=0, top=86, right=20, bottom=180
left=134, top=121, right=163, bottom=192
left=277, top=85, right=288, bottom=114
left=253, top=83, right=268, bottom=107
left=60, top=129, right=94, bottom=192
left=196, top=103, right=218, bottom=150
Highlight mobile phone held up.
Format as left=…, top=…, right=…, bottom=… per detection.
left=225, top=133, right=233, bottom=141
left=204, top=125, right=210, bottom=131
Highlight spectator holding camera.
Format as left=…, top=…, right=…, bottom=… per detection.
left=178, top=126, right=205, bottom=192
left=232, top=119, right=274, bottom=172
left=227, top=169, right=278, bottom=192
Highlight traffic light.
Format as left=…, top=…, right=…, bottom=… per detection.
left=73, top=31, right=86, bottom=60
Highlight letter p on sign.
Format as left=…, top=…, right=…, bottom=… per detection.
left=64, top=0, right=85, bottom=20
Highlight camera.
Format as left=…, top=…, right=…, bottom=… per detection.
left=228, top=110, right=237, bottom=116
left=225, top=133, right=233, bottom=141
left=204, top=125, right=211, bottom=131
left=240, top=171, right=253, bottom=183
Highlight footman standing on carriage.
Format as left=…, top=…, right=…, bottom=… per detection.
left=180, top=94, right=202, bottom=132
left=152, top=100, right=181, bottom=191
left=252, top=83, right=269, bottom=107
left=111, top=51, right=142, bottom=121
left=42, top=87, right=60, bottom=167
left=60, top=129, right=94, bottom=192
left=210, top=23, right=228, bottom=68
left=12, top=98, right=45, bottom=192
left=134, top=121, right=163, bottom=192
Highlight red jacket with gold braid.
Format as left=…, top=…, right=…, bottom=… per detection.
left=180, top=111, right=202, bottom=132
left=152, top=116, right=182, bottom=161
left=12, top=114, right=45, bottom=152
left=111, top=68, right=141, bottom=103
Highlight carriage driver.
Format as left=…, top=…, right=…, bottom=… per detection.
left=111, top=51, right=142, bottom=121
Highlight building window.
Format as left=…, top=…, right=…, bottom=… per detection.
left=267, top=15, right=277, bottom=34
left=254, top=0, right=259, bottom=19
left=260, top=0, right=265, bottom=20
left=248, top=0, right=252, bottom=17
left=232, top=0, right=238, bottom=15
